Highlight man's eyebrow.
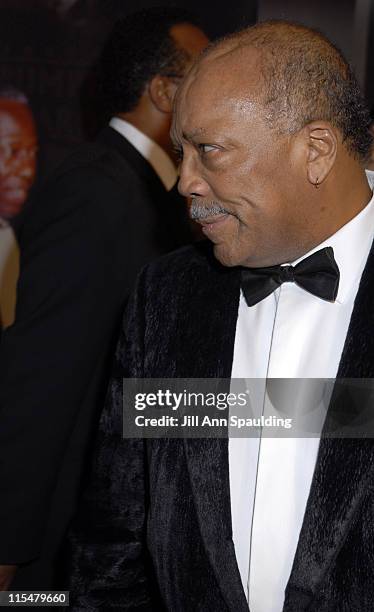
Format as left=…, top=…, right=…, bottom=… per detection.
left=182, top=128, right=207, bottom=140
left=170, top=128, right=207, bottom=146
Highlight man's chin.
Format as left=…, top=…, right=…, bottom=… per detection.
left=0, top=191, right=27, bottom=219
left=212, top=244, right=241, bottom=268
left=213, top=244, right=266, bottom=269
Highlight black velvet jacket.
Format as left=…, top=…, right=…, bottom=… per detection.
left=69, top=241, right=374, bottom=611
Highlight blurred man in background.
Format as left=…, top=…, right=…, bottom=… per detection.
left=0, top=7, right=208, bottom=591
left=0, top=89, right=37, bottom=221
left=0, top=88, right=37, bottom=330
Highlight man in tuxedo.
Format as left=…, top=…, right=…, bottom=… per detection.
left=69, top=20, right=374, bottom=611
left=0, top=8, right=208, bottom=590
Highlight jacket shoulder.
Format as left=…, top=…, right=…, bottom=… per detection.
left=45, top=139, right=134, bottom=188
left=140, top=241, right=236, bottom=297
left=21, top=140, right=135, bottom=235
left=145, top=241, right=219, bottom=278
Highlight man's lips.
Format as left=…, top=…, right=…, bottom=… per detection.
left=196, top=212, right=230, bottom=226
left=195, top=213, right=232, bottom=236
left=0, top=182, right=29, bottom=217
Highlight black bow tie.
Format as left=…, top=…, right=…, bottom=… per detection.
left=241, top=247, right=340, bottom=307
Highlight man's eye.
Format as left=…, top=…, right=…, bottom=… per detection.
left=198, top=144, right=216, bottom=155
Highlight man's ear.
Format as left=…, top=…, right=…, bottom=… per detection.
left=148, top=75, right=177, bottom=114
left=304, top=121, right=338, bottom=187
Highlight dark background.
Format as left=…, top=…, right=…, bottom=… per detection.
left=0, top=0, right=373, bottom=180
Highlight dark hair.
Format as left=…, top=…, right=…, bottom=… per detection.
left=209, top=21, right=372, bottom=161
left=100, top=7, right=199, bottom=115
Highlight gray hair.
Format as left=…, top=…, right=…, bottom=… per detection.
left=0, top=86, right=29, bottom=106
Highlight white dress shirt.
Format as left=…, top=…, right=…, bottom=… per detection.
left=0, top=223, right=19, bottom=328
left=109, top=117, right=177, bottom=191
left=229, top=172, right=374, bottom=611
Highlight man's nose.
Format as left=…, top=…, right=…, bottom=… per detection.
left=18, top=154, right=36, bottom=179
left=19, top=163, right=34, bottom=178
left=178, top=156, right=208, bottom=198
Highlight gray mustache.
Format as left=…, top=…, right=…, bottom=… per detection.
left=189, top=201, right=229, bottom=220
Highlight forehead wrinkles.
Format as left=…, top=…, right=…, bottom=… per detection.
left=0, top=104, right=36, bottom=139
left=173, top=47, right=264, bottom=137
left=172, top=71, right=199, bottom=137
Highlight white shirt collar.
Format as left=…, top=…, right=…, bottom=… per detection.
left=290, top=170, right=374, bottom=304
left=109, top=116, right=177, bottom=191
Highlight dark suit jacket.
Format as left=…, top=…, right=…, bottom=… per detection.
left=69, top=240, right=374, bottom=611
left=0, top=127, right=191, bottom=584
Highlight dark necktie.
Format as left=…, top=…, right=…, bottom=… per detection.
left=241, top=247, right=340, bottom=307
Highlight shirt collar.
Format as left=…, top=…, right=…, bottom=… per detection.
left=291, top=170, right=374, bottom=304
left=109, top=116, right=177, bottom=191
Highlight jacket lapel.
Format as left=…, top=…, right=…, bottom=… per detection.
left=97, top=127, right=192, bottom=250
left=285, top=240, right=374, bottom=610
left=184, top=437, right=249, bottom=612
left=97, top=126, right=167, bottom=194
left=180, top=254, right=249, bottom=611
